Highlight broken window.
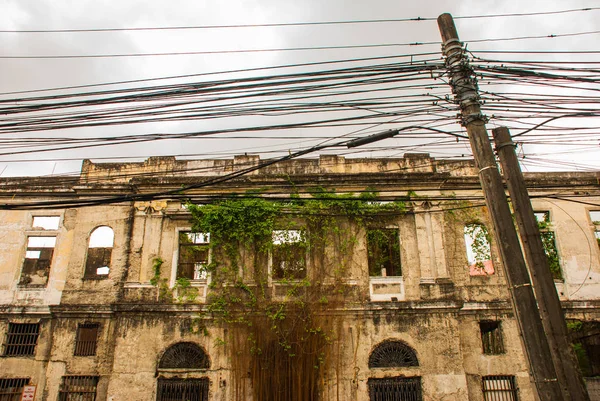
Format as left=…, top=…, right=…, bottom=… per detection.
left=482, top=375, right=518, bottom=401
left=74, top=323, right=99, bottom=357
left=535, top=211, right=562, bottom=280
left=464, top=223, right=494, bottom=276
left=3, top=323, right=39, bottom=357
left=58, top=376, right=98, bottom=401
left=368, top=377, right=422, bottom=401
left=32, top=216, right=59, bottom=230
left=178, top=232, right=210, bottom=281
left=0, top=378, right=30, bottom=400
left=367, top=228, right=401, bottom=277
left=480, top=321, right=504, bottom=355
left=567, top=320, right=600, bottom=377
left=156, top=378, right=209, bottom=401
left=19, top=237, right=56, bottom=287
left=590, top=211, right=600, bottom=249
left=84, top=226, right=114, bottom=279
left=272, top=230, right=307, bottom=280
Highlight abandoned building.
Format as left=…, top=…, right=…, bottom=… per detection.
left=0, top=153, right=599, bottom=401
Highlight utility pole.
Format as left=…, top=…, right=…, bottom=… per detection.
left=437, top=13, right=564, bottom=401
left=493, top=126, right=590, bottom=400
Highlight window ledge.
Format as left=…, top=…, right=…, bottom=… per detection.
left=369, top=276, right=405, bottom=302
left=16, top=285, right=46, bottom=290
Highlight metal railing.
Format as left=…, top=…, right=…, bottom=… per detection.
left=368, top=377, right=422, bottom=401
left=482, top=376, right=518, bottom=401
left=156, top=378, right=209, bottom=401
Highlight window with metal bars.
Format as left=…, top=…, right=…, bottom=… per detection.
left=482, top=375, right=518, bottom=401
left=368, top=340, right=419, bottom=368
left=368, top=377, right=422, bottom=401
left=3, top=323, right=39, bottom=357
left=480, top=321, right=504, bottom=355
left=58, top=376, right=98, bottom=401
left=74, top=324, right=99, bottom=357
left=0, top=378, right=30, bottom=401
left=156, top=378, right=209, bottom=401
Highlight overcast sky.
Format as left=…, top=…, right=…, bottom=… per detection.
left=0, top=0, right=599, bottom=176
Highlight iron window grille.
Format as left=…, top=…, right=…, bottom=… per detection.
left=482, top=375, right=518, bottom=401
left=480, top=321, right=504, bottom=355
left=159, top=342, right=210, bottom=370
left=368, top=340, right=419, bottom=368
left=156, top=378, right=209, bottom=401
left=368, top=377, right=422, bottom=401
left=3, top=323, right=39, bottom=357
left=74, top=324, right=99, bottom=357
left=367, top=228, right=402, bottom=277
left=0, top=378, right=30, bottom=401
left=58, top=376, right=98, bottom=401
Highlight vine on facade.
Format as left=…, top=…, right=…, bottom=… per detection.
left=185, top=188, right=406, bottom=401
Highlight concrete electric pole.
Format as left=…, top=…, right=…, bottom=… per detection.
left=493, top=126, right=590, bottom=401
left=437, top=13, right=565, bottom=401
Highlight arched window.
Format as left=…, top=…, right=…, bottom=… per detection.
left=158, top=342, right=210, bottom=370
left=84, top=226, right=114, bottom=279
left=368, top=340, right=419, bottom=368
left=156, top=343, right=210, bottom=401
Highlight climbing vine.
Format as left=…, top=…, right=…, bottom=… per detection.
left=535, top=213, right=562, bottom=280
left=185, top=188, right=406, bottom=401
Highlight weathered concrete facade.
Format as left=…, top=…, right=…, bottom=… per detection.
left=0, top=154, right=599, bottom=401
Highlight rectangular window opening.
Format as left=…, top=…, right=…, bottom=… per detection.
left=480, top=321, right=504, bottom=355
left=482, top=375, right=518, bottom=401
left=178, top=232, right=210, bottom=281
left=589, top=211, right=600, bottom=249
left=19, top=236, right=56, bottom=287
left=465, top=224, right=494, bottom=276
left=32, top=216, right=59, bottom=230
left=74, top=324, right=99, bottom=357
left=368, top=228, right=401, bottom=277
left=535, top=211, right=562, bottom=280
left=272, top=230, right=307, bottom=280
left=3, top=323, right=40, bottom=357
left=0, top=377, right=30, bottom=400
left=58, top=376, right=98, bottom=401
left=84, top=248, right=112, bottom=279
